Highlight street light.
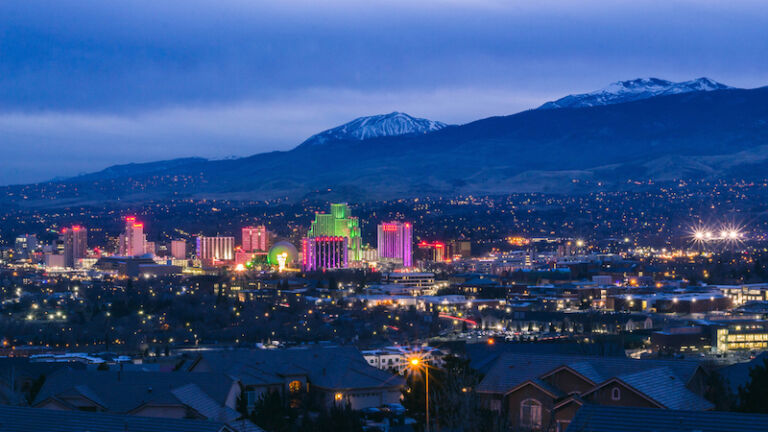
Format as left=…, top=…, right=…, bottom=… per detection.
left=408, top=357, right=430, bottom=432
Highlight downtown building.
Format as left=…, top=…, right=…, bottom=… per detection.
left=242, top=225, right=269, bottom=252
left=377, top=221, right=413, bottom=267
left=118, top=216, right=148, bottom=256
left=60, top=225, right=87, bottom=268
left=308, top=203, right=362, bottom=262
left=302, top=236, right=348, bottom=271
left=196, top=236, right=235, bottom=262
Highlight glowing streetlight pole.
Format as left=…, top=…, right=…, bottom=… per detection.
left=410, top=357, right=429, bottom=432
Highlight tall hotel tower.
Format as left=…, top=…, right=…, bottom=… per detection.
left=307, top=203, right=362, bottom=262
left=242, top=225, right=269, bottom=252
left=61, top=225, right=88, bottom=268
left=377, top=222, right=413, bottom=267
left=118, top=216, right=147, bottom=256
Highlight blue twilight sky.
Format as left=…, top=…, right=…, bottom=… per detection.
left=1, top=0, right=768, bottom=185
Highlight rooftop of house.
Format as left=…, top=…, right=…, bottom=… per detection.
left=33, top=370, right=236, bottom=413
left=0, top=404, right=234, bottom=432
left=476, top=353, right=703, bottom=398
left=190, top=345, right=405, bottom=390
left=569, top=404, right=768, bottom=432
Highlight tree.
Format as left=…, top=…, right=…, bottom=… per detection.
left=705, top=370, right=736, bottom=411
left=402, top=355, right=503, bottom=432
left=738, top=358, right=768, bottom=413
left=251, top=390, right=295, bottom=432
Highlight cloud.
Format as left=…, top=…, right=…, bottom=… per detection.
left=1, top=0, right=767, bottom=184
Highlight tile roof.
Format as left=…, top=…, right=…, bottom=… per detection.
left=33, top=370, right=236, bottom=414
left=0, top=404, right=232, bottom=432
left=192, top=346, right=404, bottom=390
left=569, top=405, right=768, bottom=432
left=171, top=384, right=264, bottom=432
left=616, top=367, right=713, bottom=411
left=476, top=353, right=702, bottom=395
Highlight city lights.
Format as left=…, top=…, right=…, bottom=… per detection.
left=691, top=223, right=744, bottom=244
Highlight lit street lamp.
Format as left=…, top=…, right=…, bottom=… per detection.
left=409, top=357, right=430, bottom=432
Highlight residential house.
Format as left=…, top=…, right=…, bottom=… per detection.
left=476, top=353, right=711, bottom=431
left=187, top=345, right=405, bottom=410
left=32, top=370, right=262, bottom=432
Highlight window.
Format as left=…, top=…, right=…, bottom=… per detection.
left=520, top=399, right=542, bottom=429
left=289, top=380, right=302, bottom=394
left=489, top=399, right=502, bottom=411
left=611, top=387, right=621, bottom=401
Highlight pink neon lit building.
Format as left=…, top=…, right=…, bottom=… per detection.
left=242, top=225, right=269, bottom=252
left=377, top=221, right=413, bottom=267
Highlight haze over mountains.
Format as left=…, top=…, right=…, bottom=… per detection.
left=3, top=78, right=768, bottom=207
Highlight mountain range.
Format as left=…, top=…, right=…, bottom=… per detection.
left=4, top=77, right=768, bottom=207
left=299, top=112, right=448, bottom=147
left=538, top=77, right=731, bottom=109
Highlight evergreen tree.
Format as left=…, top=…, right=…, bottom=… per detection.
left=738, top=358, right=768, bottom=413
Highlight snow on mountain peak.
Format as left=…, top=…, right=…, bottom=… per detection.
left=538, top=77, right=732, bottom=110
left=299, top=112, right=449, bottom=147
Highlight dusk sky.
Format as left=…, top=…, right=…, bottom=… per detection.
left=2, top=0, right=768, bottom=185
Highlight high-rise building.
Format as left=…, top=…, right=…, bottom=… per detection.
left=196, top=236, right=235, bottom=261
left=118, top=216, right=147, bottom=257
left=308, top=203, right=362, bottom=261
left=302, top=236, right=348, bottom=271
left=171, top=240, right=187, bottom=259
left=242, top=225, right=269, bottom=252
left=14, top=234, right=38, bottom=260
left=417, top=241, right=446, bottom=262
left=61, top=225, right=87, bottom=268
left=377, top=221, right=413, bottom=267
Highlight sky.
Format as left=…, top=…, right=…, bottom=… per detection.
left=1, top=0, right=768, bottom=185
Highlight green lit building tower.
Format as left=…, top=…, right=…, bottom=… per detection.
left=308, top=203, right=362, bottom=261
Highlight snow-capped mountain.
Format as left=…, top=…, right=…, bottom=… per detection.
left=299, top=112, right=449, bottom=147
left=538, top=77, right=731, bottom=110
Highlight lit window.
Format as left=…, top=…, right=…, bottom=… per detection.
left=289, top=380, right=302, bottom=394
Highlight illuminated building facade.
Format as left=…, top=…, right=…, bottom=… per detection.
left=118, top=216, right=147, bottom=256
left=171, top=239, right=186, bottom=259
left=302, top=236, right=348, bottom=271
left=242, top=225, right=269, bottom=252
left=417, top=241, right=446, bottom=262
left=308, top=203, right=362, bottom=261
left=715, top=320, right=768, bottom=352
left=14, top=234, right=38, bottom=260
left=61, top=225, right=87, bottom=268
left=377, top=221, right=413, bottom=267
left=196, top=236, right=235, bottom=262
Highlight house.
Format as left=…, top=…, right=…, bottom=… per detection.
left=0, top=357, right=84, bottom=405
left=362, top=346, right=444, bottom=374
left=0, top=404, right=235, bottom=432
left=187, top=345, right=405, bottom=410
left=32, top=370, right=262, bottom=432
left=569, top=404, right=768, bottom=432
left=476, top=353, right=711, bottom=431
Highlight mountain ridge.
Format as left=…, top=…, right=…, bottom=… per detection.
left=298, top=111, right=449, bottom=148
left=538, top=77, right=732, bottom=110
left=5, top=82, right=768, bottom=207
